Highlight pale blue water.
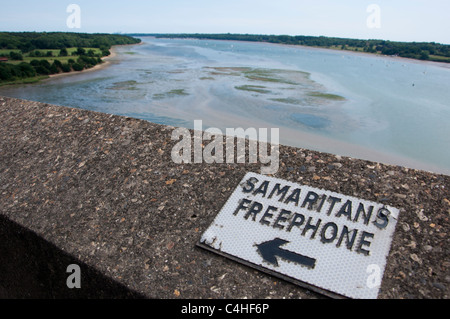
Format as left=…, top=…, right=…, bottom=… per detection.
left=1, top=37, right=450, bottom=174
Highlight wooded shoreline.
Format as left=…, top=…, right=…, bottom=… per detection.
left=0, top=32, right=141, bottom=86
left=137, top=33, right=450, bottom=64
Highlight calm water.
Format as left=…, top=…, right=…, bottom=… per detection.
left=1, top=37, right=450, bottom=174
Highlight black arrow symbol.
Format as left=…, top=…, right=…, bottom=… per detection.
left=256, top=238, right=316, bottom=269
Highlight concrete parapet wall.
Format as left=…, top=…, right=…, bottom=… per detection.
left=0, top=96, right=448, bottom=298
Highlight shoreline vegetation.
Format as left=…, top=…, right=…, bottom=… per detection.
left=133, top=33, right=450, bottom=64
left=2, top=32, right=449, bottom=86
left=0, top=32, right=141, bottom=86
left=47, top=42, right=143, bottom=80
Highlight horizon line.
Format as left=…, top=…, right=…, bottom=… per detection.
left=1, top=30, right=449, bottom=46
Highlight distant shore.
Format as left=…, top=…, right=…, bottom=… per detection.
left=47, top=42, right=142, bottom=80
left=0, top=33, right=142, bottom=87
left=0, top=44, right=129, bottom=86
left=154, top=33, right=450, bottom=62
left=47, top=51, right=114, bottom=80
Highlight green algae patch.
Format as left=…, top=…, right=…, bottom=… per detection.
left=235, top=85, right=271, bottom=94
left=108, top=80, right=139, bottom=90
left=307, top=92, right=346, bottom=101
left=153, top=89, right=189, bottom=99
left=270, top=97, right=306, bottom=105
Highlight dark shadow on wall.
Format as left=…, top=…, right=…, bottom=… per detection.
left=0, top=215, right=146, bottom=299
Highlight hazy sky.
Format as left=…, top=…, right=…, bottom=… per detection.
left=1, top=0, right=449, bottom=44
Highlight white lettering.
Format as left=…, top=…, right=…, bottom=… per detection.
left=66, top=4, right=81, bottom=29
left=366, top=264, right=382, bottom=288
left=181, top=303, right=215, bottom=316
left=366, top=4, right=381, bottom=29
left=171, top=120, right=279, bottom=174
left=66, top=264, right=81, bottom=289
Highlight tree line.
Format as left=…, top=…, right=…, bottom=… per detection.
left=0, top=32, right=140, bottom=52
left=0, top=32, right=141, bottom=84
left=0, top=53, right=103, bottom=83
left=139, top=33, right=450, bottom=62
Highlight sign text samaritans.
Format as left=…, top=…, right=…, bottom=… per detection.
left=234, top=176, right=393, bottom=256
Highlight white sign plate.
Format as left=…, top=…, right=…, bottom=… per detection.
left=199, top=172, right=400, bottom=299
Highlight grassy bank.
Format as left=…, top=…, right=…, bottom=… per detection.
left=0, top=75, right=49, bottom=86
left=3, top=47, right=103, bottom=65
left=0, top=32, right=141, bottom=86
